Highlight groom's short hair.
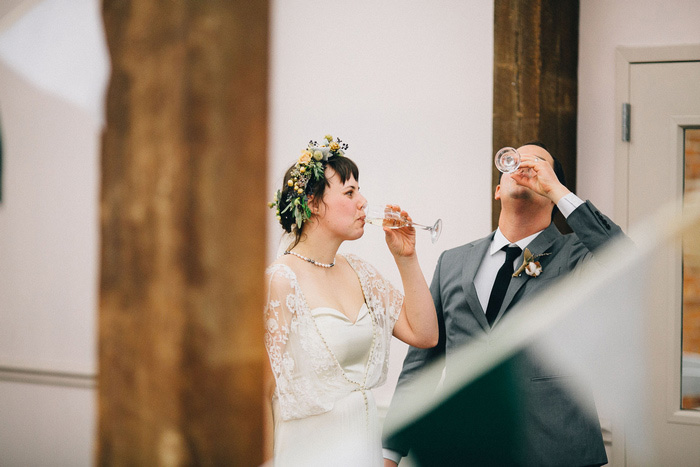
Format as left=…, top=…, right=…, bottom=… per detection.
left=522, top=140, right=567, bottom=188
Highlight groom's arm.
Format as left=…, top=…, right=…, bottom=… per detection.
left=382, top=253, right=447, bottom=461
left=565, top=198, right=626, bottom=251
left=560, top=196, right=632, bottom=271
left=514, top=155, right=629, bottom=261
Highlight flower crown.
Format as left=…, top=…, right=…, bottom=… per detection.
left=269, top=134, right=349, bottom=230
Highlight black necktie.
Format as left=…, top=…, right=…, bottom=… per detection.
left=485, top=245, right=521, bottom=326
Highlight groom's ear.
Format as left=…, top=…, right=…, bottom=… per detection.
left=494, top=184, right=502, bottom=201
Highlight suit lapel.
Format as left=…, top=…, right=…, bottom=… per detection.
left=461, top=234, right=493, bottom=333
left=492, top=223, right=561, bottom=327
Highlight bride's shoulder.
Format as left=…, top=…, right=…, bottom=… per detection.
left=341, top=252, right=362, bottom=266
left=265, top=258, right=296, bottom=280
left=342, top=253, right=378, bottom=274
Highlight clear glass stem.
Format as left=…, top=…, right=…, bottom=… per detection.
left=408, top=222, right=433, bottom=231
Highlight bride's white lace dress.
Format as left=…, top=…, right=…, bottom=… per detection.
left=264, top=254, right=403, bottom=466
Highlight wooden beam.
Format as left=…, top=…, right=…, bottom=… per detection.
left=492, top=0, right=579, bottom=232
left=98, top=1, right=268, bottom=464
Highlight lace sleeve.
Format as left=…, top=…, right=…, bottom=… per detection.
left=345, top=254, right=404, bottom=326
left=263, top=263, right=345, bottom=420
left=263, top=265, right=296, bottom=384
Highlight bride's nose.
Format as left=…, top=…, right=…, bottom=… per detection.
left=358, top=197, right=367, bottom=210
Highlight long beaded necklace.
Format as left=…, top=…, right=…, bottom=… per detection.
left=310, top=303, right=377, bottom=426
left=290, top=253, right=376, bottom=423
left=305, top=258, right=377, bottom=425
left=284, top=250, right=336, bottom=268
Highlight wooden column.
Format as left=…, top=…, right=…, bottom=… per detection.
left=492, top=0, right=579, bottom=231
left=99, top=1, right=268, bottom=464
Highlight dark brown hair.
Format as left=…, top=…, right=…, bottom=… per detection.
left=278, top=155, right=360, bottom=247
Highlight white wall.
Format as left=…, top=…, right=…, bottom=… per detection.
left=0, top=61, right=99, bottom=376
left=267, top=0, right=495, bottom=409
left=578, top=0, right=700, bottom=217
left=0, top=59, right=98, bottom=461
left=0, top=0, right=104, bottom=463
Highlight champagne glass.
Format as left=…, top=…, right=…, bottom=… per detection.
left=364, top=204, right=443, bottom=243
left=495, top=147, right=521, bottom=173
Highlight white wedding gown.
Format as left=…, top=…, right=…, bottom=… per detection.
left=273, top=304, right=382, bottom=466
left=264, top=255, right=403, bottom=467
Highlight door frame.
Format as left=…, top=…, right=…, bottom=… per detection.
left=614, top=44, right=700, bottom=228
left=614, top=44, right=700, bottom=466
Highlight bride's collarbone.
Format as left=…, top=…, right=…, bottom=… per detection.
left=282, top=257, right=362, bottom=308
left=301, top=270, right=365, bottom=321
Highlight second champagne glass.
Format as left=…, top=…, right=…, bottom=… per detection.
left=364, top=204, right=443, bottom=243
left=495, top=147, right=521, bottom=173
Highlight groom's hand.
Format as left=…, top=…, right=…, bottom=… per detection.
left=384, top=460, right=398, bottom=467
left=511, top=154, right=570, bottom=203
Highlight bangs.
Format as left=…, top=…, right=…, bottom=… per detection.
left=326, top=155, right=359, bottom=185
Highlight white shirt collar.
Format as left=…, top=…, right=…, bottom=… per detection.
left=490, top=227, right=544, bottom=256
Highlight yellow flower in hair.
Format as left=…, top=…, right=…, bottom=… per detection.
left=298, top=150, right=312, bottom=164
left=271, top=134, right=349, bottom=231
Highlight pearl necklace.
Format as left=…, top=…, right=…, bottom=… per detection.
left=284, top=250, right=336, bottom=268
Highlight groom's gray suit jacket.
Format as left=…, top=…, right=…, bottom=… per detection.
left=384, top=201, right=624, bottom=466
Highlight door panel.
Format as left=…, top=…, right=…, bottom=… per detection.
left=627, top=59, right=700, bottom=465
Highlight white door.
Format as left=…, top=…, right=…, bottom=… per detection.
left=616, top=47, right=700, bottom=466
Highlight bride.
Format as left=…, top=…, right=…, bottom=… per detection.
left=263, top=135, right=438, bottom=466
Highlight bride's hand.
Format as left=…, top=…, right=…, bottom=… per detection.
left=384, top=205, right=416, bottom=258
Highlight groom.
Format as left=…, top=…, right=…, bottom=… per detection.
left=383, top=142, right=624, bottom=466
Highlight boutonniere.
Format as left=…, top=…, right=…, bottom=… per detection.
left=513, top=248, right=551, bottom=277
